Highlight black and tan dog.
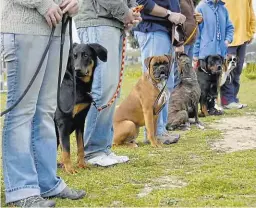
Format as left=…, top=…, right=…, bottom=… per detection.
left=166, top=53, right=202, bottom=131
left=113, top=55, right=172, bottom=148
left=55, top=43, right=107, bottom=174
left=196, top=55, right=224, bottom=117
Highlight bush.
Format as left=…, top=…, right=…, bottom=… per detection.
left=243, top=63, right=256, bottom=80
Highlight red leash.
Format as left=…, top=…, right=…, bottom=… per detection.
left=93, top=5, right=144, bottom=112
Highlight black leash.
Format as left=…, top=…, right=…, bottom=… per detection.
left=0, top=14, right=75, bottom=117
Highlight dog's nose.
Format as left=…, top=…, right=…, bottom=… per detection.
left=217, top=65, right=222, bottom=71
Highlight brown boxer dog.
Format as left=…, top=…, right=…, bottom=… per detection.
left=113, top=55, right=172, bottom=148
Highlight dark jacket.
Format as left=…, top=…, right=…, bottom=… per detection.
left=180, top=0, right=197, bottom=45
left=134, top=0, right=180, bottom=33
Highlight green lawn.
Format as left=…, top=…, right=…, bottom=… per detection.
left=1, top=65, right=256, bottom=207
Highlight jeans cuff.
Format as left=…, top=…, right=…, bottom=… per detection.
left=5, top=187, right=40, bottom=204
left=41, top=177, right=67, bottom=197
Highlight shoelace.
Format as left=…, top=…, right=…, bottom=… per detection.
left=19, top=196, right=44, bottom=207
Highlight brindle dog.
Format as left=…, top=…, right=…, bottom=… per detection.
left=55, top=43, right=107, bottom=174
left=113, top=55, right=172, bottom=148
left=166, top=53, right=202, bottom=131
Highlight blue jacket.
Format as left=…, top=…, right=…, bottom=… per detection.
left=134, top=0, right=180, bottom=33
left=193, top=0, right=234, bottom=59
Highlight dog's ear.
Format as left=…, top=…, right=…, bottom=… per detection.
left=144, top=57, right=153, bottom=69
left=88, top=43, right=108, bottom=62
left=164, top=54, right=173, bottom=63
left=73, top=43, right=78, bottom=49
left=199, top=58, right=207, bottom=69
left=218, top=55, right=224, bottom=64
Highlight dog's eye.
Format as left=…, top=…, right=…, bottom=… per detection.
left=233, top=58, right=237, bottom=62
left=74, top=54, right=77, bottom=59
left=84, top=54, right=88, bottom=58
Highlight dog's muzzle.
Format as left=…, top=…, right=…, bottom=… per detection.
left=212, top=65, right=222, bottom=74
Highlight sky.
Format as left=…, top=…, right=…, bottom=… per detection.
left=254, top=0, right=256, bottom=13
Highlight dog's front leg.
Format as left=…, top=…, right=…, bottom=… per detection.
left=143, top=109, right=161, bottom=147
left=76, top=129, right=89, bottom=169
left=194, top=103, right=204, bottom=129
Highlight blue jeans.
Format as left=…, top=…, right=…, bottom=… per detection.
left=77, top=26, right=123, bottom=159
left=1, top=33, right=69, bottom=203
left=173, top=44, right=194, bottom=88
left=134, top=31, right=174, bottom=137
left=221, top=43, right=247, bottom=105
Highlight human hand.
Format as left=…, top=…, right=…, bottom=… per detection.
left=175, top=45, right=184, bottom=53
left=225, top=40, right=230, bottom=47
left=60, top=0, right=79, bottom=16
left=44, top=4, right=63, bottom=28
left=124, top=8, right=142, bottom=30
left=168, top=12, right=186, bottom=25
left=194, top=12, right=203, bottom=23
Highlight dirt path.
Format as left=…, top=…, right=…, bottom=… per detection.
left=210, top=115, right=256, bottom=152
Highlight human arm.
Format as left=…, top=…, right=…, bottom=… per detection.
left=248, top=0, right=256, bottom=43
left=193, top=7, right=203, bottom=60
left=128, top=0, right=138, bottom=8
left=137, top=0, right=186, bottom=24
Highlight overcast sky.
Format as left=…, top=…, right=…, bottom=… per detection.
left=253, top=0, right=256, bottom=12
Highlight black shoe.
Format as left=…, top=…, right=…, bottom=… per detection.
left=157, top=132, right=180, bottom=145
left=208, top=108, right=224, bottom=116
left=9, top=196, right=55, bottom=207
left=54, top=187, right=86, bottom=200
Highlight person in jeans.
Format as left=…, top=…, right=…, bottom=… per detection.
left=74, top=0, right=142, bottom=167
left=133, top=0, right=186, bottom=144
left=193, top=0, right=234, bottom=114
left=1, top=0, right=85, bottom=207
left=173, top=0, right=203, bottom=88
left=221, top=0, right=256, bottom=109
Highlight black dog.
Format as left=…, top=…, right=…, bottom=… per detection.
left=166, top=53, right=202, bottom=131
left=55, top=43, right=107, bottom=174
left=196, top=55, right=224, bottom=117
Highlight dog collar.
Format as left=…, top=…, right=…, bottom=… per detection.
left=200, top=67, right=211, bottom=76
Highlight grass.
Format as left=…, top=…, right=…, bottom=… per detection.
left=1, top=65, right=256, bottom=207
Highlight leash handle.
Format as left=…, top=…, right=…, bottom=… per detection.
left=93, top=5, right=144, bottom=112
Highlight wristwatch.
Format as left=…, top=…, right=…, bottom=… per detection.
left=164, top=10, right=172, bottom=19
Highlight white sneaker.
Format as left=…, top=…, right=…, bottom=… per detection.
left=108, top=152, right=129, bottom=164
left=87, top=153, right=119, bottom=167
left=224, top=102, right=243, bottom=109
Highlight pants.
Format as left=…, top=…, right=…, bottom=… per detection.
left=77, top=26, right=123, bottom=159
left=134, top=31, right=174, bottom=136
left=1, top=33, right=69, bottom=203
left=221, top=43, right=247, bottom=105
left=173, top=44, right=194, bottom=88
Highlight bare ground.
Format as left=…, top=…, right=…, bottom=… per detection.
left=210, top=115, right=256, bottom=152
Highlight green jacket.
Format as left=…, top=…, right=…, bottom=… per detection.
left=75, top=0, right=137, bottom=30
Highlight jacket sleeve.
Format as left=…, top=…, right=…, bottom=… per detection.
left=249, top=0, right=256, bottom=38
left=13, top=0, right=56, bottom=16
left=136, top=0, right=155, bottom=14
left=225, top=8, right=234, bottom=43
left=128, top=0, right=138, bottom=8
left=97, top=0, right=130, bottom=22
left=193, top=6, right=203, bottom=58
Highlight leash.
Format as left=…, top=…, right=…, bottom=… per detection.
left=183, top=23, right=198, bottom=46
left=1, top=14, right=75, bottom=117
left=92, top=5, right=144, bottom=112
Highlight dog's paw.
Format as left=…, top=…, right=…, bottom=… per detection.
left=64, top=164, right=78, bottom=174
left=77, top=161, right=90, bottom=169
left=151, top=141, right=162, bottom=148
left=196, top=122, right=205, bottom=130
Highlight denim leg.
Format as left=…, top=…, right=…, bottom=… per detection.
left=233, top=43, right=247, bottom=102
left=34, top=37, right=69, bottom=197
left=78, top=26, right=123, bottom=159
left=134, top=31, right=173, bottom=137
left=1, top=34, right=49, bottom=203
